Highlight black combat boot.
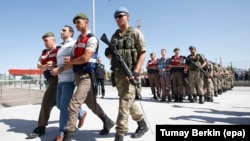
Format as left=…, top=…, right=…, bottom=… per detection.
left=218, top=89, right=222, bottom=94
left=210, top=97, right=214, bottom=102
left=193, top=95, right=197, bottom=102
left=114, top=134, right=124, bottom=141
left=199, top=95, right=204, bottom=104
left=178, top=96, right=183, bottom=102
left=214, top=91, right=218, bottom=97
left=153, top=94, right=157, bottom=100
left=63, top=132, right=73, bottom=141
left=99, top=114, right=115, bottom=135
left=207, top=97, right=213, bottom=102
left=204, top=96, right=207, bottom=101
left=157, top=93, right=161, bottom=99
left=131, top=119, right=149, bottom=138
left=27, top=126, right=45, bottom=139
left=174, top=95, right=178, bottom=102
left=189, top=95, right=194, bottom=102
left=168, top=96, right=172, bottom=102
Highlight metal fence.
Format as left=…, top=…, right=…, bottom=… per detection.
left=0, top=79, right=47, bottom=108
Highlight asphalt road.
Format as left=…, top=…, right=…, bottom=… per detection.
left=0, top=86, right=250, bottom=141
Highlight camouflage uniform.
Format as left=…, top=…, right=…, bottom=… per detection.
left=217, top=64, right=224, bottom=94
left=228, top=70, right=234, bottom=89
left=183, top=71, right=191, bottom=100
left=222, top=68, right=230, bottom=91
left=110, top=26, right=148, bottom=137
left=186, top=46, right=206, bottom=104
left=203, top=61, right=214, bottom=102
left=212, top=63, right=219, bottom=97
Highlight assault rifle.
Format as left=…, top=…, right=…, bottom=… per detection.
left=100, top=33, right=141, bottom=99
left=184, top=56, right=212, bottom=79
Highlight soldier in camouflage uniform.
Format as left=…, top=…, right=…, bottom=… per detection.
left=106, top=7, right=149, bottom=141
left=228, top=69, right=234, bottom=89
left=203, top=61, right=214, bottom=102
left=222, top=67, right=230, bottom=91
left=212, top=62, right=219, bottom=97
left=216, top=64, right=224, bottom=94
left=185, top=46, right=207, bottom=104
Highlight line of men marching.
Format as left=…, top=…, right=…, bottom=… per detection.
left=144, top=46, right=234, bottom=104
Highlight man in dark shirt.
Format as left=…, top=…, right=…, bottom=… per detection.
left=95, top=57, right=106, bottom=98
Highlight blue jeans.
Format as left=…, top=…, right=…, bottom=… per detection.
left=56, top=82, right=83, bottom=136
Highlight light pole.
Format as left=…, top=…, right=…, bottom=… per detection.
left=92, top=0, right=95, bottom=34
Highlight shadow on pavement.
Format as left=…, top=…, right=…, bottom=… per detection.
left=170, top=105, right=250, bottom=124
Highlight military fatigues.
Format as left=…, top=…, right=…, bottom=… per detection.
left=212, top=63, right=219, bottom=97
left=203, top=61, right=214, bottom=102
left=110, top=27, right=146, bottom=136
left=222, top=68, right=231, bottom=91
left=186, top=53, right=206, bottom=103
left=183, top=71, right=191, bottom=100
left=228, top=70, right=234, bottom=89
left=217, top=65, right=224, bottom=94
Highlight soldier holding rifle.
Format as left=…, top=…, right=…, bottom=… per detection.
left=104, top=7, right=148, bottom=141
left=185, top=46, right=207, bottom=104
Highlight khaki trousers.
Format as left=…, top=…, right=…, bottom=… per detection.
left=114, top=69, right=144, bottom=135
left=65, top=73, right=105, bottom=132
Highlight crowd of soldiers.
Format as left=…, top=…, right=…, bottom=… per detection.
left=142, top=46, right=235, bottom=104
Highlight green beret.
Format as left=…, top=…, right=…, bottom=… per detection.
left=73, top=13, right=88, bottom=23
left=173, top=48, right=180, bottom=52
left=42, top=32, right=55, bottom=39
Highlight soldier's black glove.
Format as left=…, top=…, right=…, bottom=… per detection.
left=132, top=71, right=139, bottom=79
left=104, top=48, right=111, bottom=57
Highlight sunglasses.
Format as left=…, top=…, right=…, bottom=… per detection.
left=115, top=14, right=126, bottom=19
left=61, top=29, right=67, bottom=32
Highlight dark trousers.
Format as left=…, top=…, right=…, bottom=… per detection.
left=95, top=78, right=105, bottom=96
left=38, top=76, right=58, bottom=126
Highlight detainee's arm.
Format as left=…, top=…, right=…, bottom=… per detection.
left=37, top=56, right=55, bottom=70
left=64, top=37, right=97, bottom=65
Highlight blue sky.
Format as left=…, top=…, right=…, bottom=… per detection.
left=0, top=0, right=250, bottom=74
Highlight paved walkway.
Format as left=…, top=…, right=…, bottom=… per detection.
left=0, top=86, right=250, bottom=141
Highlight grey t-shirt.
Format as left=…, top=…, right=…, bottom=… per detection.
left=57, top=38, right=75, bottom=83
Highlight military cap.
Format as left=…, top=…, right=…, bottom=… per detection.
left=42, top=32, right=55, bottom=39
left=73, top=13, right=89, bottom=23
left=114, top=7, right=129, bottom=18
left=173, top=48, right=180, bottom=52
left=189, top=45, right=196, bottom=50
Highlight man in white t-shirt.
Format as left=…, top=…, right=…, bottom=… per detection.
left=51, top=25, right=87, bottom=141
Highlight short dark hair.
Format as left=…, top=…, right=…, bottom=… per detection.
left=64, top=25, right=74, bottom=37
